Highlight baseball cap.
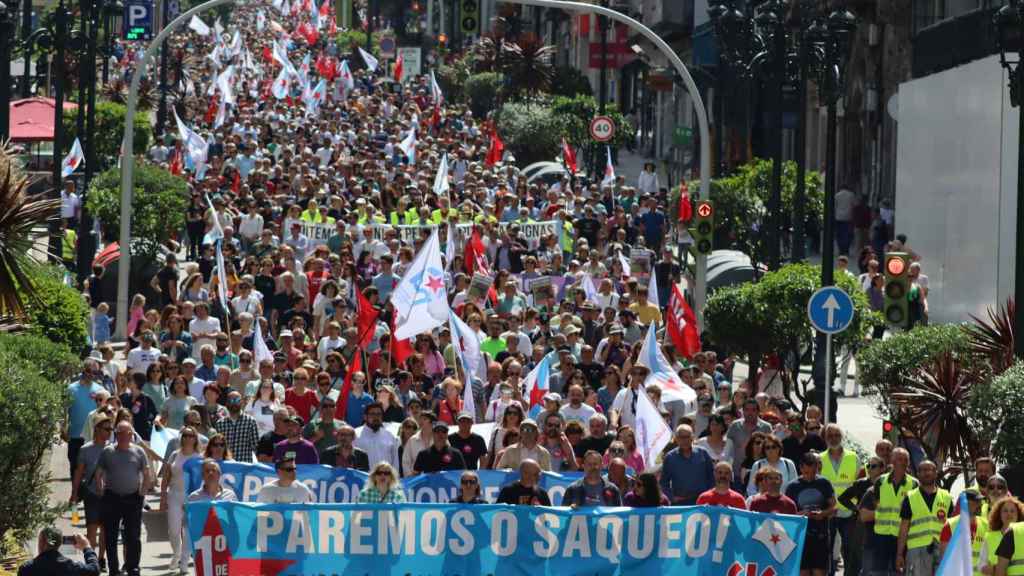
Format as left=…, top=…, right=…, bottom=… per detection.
left=432, top=421, right=449, bottom=432
left=279, top=330, right=294, bottom=339
left=456, top=411, right=474, bottom=422
left=543, top=392, right=562, bottom=404
left=275, top=451, right=297, bottom=469
left=608, top=324, right=625, bottom=335
left=182, top=358, right=197, bottom=366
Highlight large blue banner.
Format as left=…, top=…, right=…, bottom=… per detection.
left=186, top=501, right=808, bottom=576
left=184, top=459, right=585, bottom=505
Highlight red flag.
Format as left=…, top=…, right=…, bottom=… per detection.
left=431, top=105, right=441, bottom=129
left=328, top=15, right=337, bottom=35
left=262, top=46, right=274, bottom=63
left=561, top=137, right=577, bottom=174
left=336, top=351, right=361, bottom=422
left=666, top=284, right=701, bottom=359
left=393, top=53, right=404, bottom=82
left=356, top=289, right=380, bottom=349
left=678, top=181, right=693, bottom=223
left=485, top=128, right=504, bottom=167
left=231, top=171, right=241, bottom=192
left=464, top=228, right=488, bottom=276
left=390, top=315, right=414, bottom=366
left=168, top=147, right=183, bottom=176
left=204, top=95, right=219, bottom=125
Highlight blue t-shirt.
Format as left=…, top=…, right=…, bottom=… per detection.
left=68, top=381, right=106, bottom=440
left=372, top=272, right=396, bottom=302
left=345, top=392, right=375, bottom=427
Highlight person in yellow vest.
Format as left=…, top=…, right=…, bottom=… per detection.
left=861, top=447, right=918, bottom=574
left=300, top=200, right=326, bottom=223
left=986, top=475, right=1012, bottom=522
left=987, top=495, right=1024, bottom=575
left=967, top=458, right=999, bottom=520
left=819, top=424, right=860, bottom=575
left=938, top=489, right=987, bottom=575
left=62, top=222, right=78, bottom=273
left=897, top=460, right=952, bottom=575
left=430, top=197, right=457, bottom=224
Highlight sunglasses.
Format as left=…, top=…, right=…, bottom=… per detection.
left=211, top=442, right=226, bottom=447
left=461, top=479, right=478, bottom=485
left=867, top=463, right=882, bottom=469
left=280, top=466, right=297, bottom=472
left=374, top=471, right=391, bottom=477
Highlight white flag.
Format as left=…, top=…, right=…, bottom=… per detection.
left=188, top=15, right=211, bottom=36
left=272, top=41, right=298, bottom=78
left=213, top=17, right=224, bottom=38
left=338, top=59, right=354, bottom=92
left=580, top=273, right=599, bottom=303
left=934, top=493, right=972, bottom=576
left=253, top=316, right=273, bottom=366
left=398, top=127, right=416, bottom=163
left=256, top=9, right=266, bottom=31
left=636, top=323, right=696, bottom=409
left=445, top=220, right=456, bottom=271
left=214, top=240, right=229, bottom=314
left=60, top=138, right=84, bottom=178
left=647, top=268, right=660, bottom=309
left=271, top=66, right=291, bottom=99
left=634, top=381, right=671, bottom=471
left=392, top=229, right=449, bottom=340
left=358, top=46, right=379, bottom=73
left=430, top=70, right=443, bottom=104
left=173, top=109, right=207, bottom=168
left=433, top=153, right=449, bottom=196
left=204, top=193, right=224, bottom=243
left=449, top=311, right=481, bottom=421
left=601, top=145, right=616, bottom=188
left=216, top=66, right=235, bottom=104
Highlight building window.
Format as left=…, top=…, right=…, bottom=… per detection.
left=913, top=0, right=1006, bottom=34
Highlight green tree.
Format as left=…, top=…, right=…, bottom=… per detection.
left=0, top=333, right=77, bottom=556
left=704, top=263, right=878, bottom=408
left=21, top=264, right=91, bottom=356
left=86, top=162, right=189, bottom=257
left=549, top=65, right=593, bottom=98
left=970, top=361, right=1024, bottom=467
left=495, top=102, right=563, bottom=166
left=550, top=94, right=633, bottom=151
left=63, top=101, right=152, bottom=170
left=465, top=72, right=505, bottom=119
left=856, top=324, right=972, bottom=419
left=698, top=158, right=824, bottom=261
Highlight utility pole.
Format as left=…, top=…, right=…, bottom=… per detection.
left=49, top=0, right=67, bottom=262
left=0, top=3, right=13, bottom=141
left=21, top=0, right=32, bottom=97
left=157, top=0, right=170, bottom=136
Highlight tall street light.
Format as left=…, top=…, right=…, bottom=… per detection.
left=0, top=2, right=13, bottom=141
left=996, top=2, right=1024, bottom=358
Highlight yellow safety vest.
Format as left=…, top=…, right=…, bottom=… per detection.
left=986, top=527, right=1005, bottom=573
left=1006, top=523, right=1024, bottom=575
left=431, top=208, right=457, bottom=224
left=874, top=473, right=918, bottom=537
left=906, top=487, right=952, bottom=550
left=820, top=449, right=860, bottom=514
left=946, top=515, right=987, bottom=576
left=560, top=220, right=574, bottom=253
left=62, top=228, right=77, bottom=261
left=300, top=209, right=326, bottom=223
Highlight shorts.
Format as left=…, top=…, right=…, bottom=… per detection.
left=800, top=532, right=830, bottom=571
left=83, top=491, right=103, bottom=525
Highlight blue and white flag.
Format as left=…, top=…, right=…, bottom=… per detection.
left=433, top=152, right=450, bottom=197
left=271, top=66, right=291, bottom=99
left=214, top=239, right=229, bottom=314
left=449, top=311, right=479, bottom=421
left=398, top=127, right=416, bottom=164
left=252, top=316, right=273, bottom=367
left=358, top=46, right=379, bottom=73
left=173, top=110, right=208, bottom=171
left=937, top=492, right=974, bottom=576
left=392, top=229, right=449, bottom=340
left=60, top=138, right=84, bottom=178
left=188, top=15, right=211, bottom=35
left=634, top=378, right=671, bottom=470
left=636, top=322, right=697, bottom=409
left=647, top=267, right=660, bottom=309
left=522, top=354, right=552, bottom=418
left=203, top=193, right=224, bottom=244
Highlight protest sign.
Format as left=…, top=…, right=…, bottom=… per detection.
left=187, top=501, right=808, bottom=576
left=468, top=272, right=494, bottom=303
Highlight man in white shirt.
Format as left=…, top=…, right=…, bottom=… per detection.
left=560, top=384, right=596, bottom=426
left=256, top=454, right=315, bottom=503
left=401, top=412, right=436, bottom=477
left=354, top=403, right=400, bottom=471
left=189, top=302, right=221, bottom=360
left=126, top=332, right=161, bottom=375
left=61, top=180, right=81, bottom=223
left=834, top=185, right=856, bottom=256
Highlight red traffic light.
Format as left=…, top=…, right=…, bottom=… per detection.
left=882, top=421, right=895, bottom=433
left=886, top=257, right=906, bottom=276
left=696, top=202, right=713, bottom=218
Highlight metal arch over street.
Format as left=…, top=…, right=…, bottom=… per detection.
left=501, top=0, right=712, bottom=327
left=116, top=0, right=237, bottom=339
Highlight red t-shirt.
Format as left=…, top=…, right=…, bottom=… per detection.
left=697, top=489, right=748, bottom=510
left=939, top=518, right=978, bottom=544
left=285, top=387, right=320, bottom=422
left=749, top=493, right=798, bottom=515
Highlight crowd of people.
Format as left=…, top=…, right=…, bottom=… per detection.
left=37, top=2, right=966, bottom=576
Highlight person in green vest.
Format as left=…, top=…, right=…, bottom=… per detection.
left=861, top=447, right=918, bottom=574
left=62, top=221, right=78, bottom=273
left=897, top=460, right=952, bottom=575
left=480, top=317, right=508, bottom=359
left=968, top=457, right=999, bottom=520
left=938, top=489, right=987, bottom=575
left=819, top=424, right=861, bottom=575
left=988, top=495, right=1024, bottom=575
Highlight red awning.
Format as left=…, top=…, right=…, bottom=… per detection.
left=8, top=97, right=79, bottom=142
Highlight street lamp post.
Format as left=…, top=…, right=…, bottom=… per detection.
left=995, top=2, right=1024, bottom=358
left=21, top=0, right=33, bottom=97
left=0, top=3, right=14, bottom=142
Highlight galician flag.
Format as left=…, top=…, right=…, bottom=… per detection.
left=358, top=46, right=379, bottom=73
left=271, top=66, right=291, bottom=99
left=522, top=355, right=552, bottom=418
left=647, top=268, right=660, bottom=309
left=173, top=109, right=208, bottom=170
left=634, top=380, right=671, bottom=471
left=391, top=229, right=449, bottom=340
left=252, top=316, right=273, bottom=366
left=601, top=145, right=616, bottom=188
left=61, top=138, right=84, bottom=178
left=433, top=153, right=449, bottom=197
left=338, top=59, right=354, bottom=93
left=936, top=492, right=974, bottom=576
left=449, top=310, right=483, bottom=421
left=398, top=127, right=416, bottom=163
left=188, top=15, right=211, bottom=35
left=636, top=322, right=697, bottom=409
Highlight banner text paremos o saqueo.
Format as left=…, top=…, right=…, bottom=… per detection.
left=187, top=500, right=807, bottom=576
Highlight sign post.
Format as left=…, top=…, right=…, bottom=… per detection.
left=123, top=1, right=155, bottom=40
left=807, top=286, right=854, bottom=424
left=589, top=115, right=615, bottom=142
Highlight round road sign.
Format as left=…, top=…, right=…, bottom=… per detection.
left=589, top=116, right=615, bottom=142
left=696, top=202, right=713, bottom=218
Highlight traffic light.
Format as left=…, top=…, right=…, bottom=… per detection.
left=691, top=200, right=714, bottom=255
left=883, top=252, right=911, bottom=328
left=882, top=420, right=897, bottom=443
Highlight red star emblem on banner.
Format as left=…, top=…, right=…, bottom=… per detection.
left=425, top=275, right=444, bottom=294
left=195, top=507, right=296, bottom=576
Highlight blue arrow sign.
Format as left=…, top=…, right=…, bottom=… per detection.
left=807, top=286, right=854, bottom=334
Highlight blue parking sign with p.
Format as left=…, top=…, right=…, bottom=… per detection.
left=123, top=1, right=153, bottom=40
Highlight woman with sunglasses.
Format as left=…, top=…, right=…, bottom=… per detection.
left=358, top=462, right=406, bottom=503
left=143, top=363, right=170, bottom=413
left=484, top=404, right=524, bottom=469
left=456, top=471, right=487, bottom=504
left=745, top=435, right=797, bottom=496
left=161, top=376, right=198, bottom=430
left=204, top=433, right=234, bottom=462
left=739, top=431, right=769, bottom=488
left=161, top=426, right=202, bottom=575
left=247, top=379, right=283, bottom=436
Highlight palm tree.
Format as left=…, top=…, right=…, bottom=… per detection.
left=0, top=142, right=61, bottom=320
left=500, top=35, right=556, bottom=99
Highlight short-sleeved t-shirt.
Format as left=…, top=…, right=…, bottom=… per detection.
left=77, top=442, right=107, bottom=496
left=749, top=493, right=798, bottom=514
left=899, top=489, right=952, bottom=520
left=68, top=382, right=106, bottom=440
left=784, top=477, right=835, bottom=535
left=696, top=489, right=748, bottom=509
left=448, top=433, right=487, bottom=470
left=98, top=444, right=149, bottom=496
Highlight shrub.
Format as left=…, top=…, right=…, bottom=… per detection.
left=971, top=361, right=1024, bottom=467
left=86, top=162, right=189, bottom=257
left=465, top=72, right=504, bottom=119
left=21, top=264, right=90, bottom=357
left=0, top=333, right=76, bottom=555
left=549, top=65, right=593, bottom=98
left=494, top=102, right=561, bottom=166
left=550, top=94, right=633, bottom=151
left=63, top=100, right=152, bottom=169
left=857, top=323, right=971, bottom=419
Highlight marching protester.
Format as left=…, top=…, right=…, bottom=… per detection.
left=257, top=453, right=315, bottom=504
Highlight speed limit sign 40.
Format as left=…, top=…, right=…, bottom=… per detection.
left=590, top=116, right=615, bottom=142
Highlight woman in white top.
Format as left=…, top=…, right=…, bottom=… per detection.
left=312, top=280, right=340, bottom=338
left=230, top=280, right=262, bottom=317
left=695, top=413, right=734, bottom=464
left=316, top=321, right=346, bottom=369
left=745, top=434, right=798, bottom=496
left=160, top=426, right=202, bottom=575
left=246, top=381, right=282, bottom=436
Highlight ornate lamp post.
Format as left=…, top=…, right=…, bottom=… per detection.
left=995, top=2, right=1024, bottom=358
